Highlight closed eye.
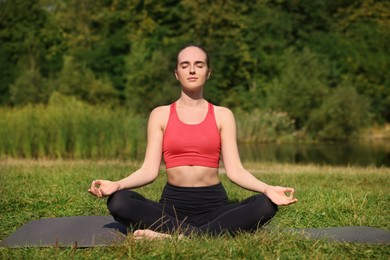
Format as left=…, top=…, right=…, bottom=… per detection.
left=179, top=61, right=206, bottom=69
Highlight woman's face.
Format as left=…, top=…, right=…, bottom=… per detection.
left=175, top=46, right=211, bottom=91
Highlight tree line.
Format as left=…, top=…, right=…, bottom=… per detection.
left=1, top=0, right=389, bottom=140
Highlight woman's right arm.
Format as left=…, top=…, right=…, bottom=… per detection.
left=88, top=106, right=167, bottom=197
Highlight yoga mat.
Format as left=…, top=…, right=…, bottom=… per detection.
left=1, top=216, right=389, bottom=247
left=288, top=226, right=390, bottom=244
left=0, top=216, right=127, bottom=248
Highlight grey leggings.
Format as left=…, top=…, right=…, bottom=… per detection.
left=107, top=182, right=278, bottom=236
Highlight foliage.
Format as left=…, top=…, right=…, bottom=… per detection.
left=9, top=63, right=48, bottom=105
left=0, top=0, right=64, bottom=105
left=54, top=56, right=118, bottom=105
left=308, top=84, right=372, bottom=140
left=124, top=39, right=178, bottom=113
left=0, top=0, right=389, bottom=139
left=0, top=161, right=389, bottom=258
left=266, top=47, right=329, bottom=128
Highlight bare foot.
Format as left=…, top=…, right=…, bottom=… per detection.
left=133, top=229, right=172, bottom=240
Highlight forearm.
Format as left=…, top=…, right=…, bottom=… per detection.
left=116, top=168, right=158, bottom=190
left=227, top=168, right=271, bottom=193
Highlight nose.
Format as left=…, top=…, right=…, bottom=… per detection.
left=189, top=66, right=195, bottom=75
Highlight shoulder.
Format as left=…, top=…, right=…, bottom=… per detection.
left=148, top=105, right=171, bottom=128
left=150, top=105, right=170, bottom=117
left=213, top=105, right=235, bottom=128
left=213, top=105, right=235, bottom=119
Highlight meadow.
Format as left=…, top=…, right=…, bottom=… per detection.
left=0, top=160, right=389, bottom=259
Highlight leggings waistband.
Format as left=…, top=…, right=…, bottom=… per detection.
left=164, top=182, right=225, bottom=191
left=160, top=182, right=228, bottom=216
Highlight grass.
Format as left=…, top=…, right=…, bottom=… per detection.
left=0, top=98, right=299, bottom=160
left=0, top=160, right=389, bottom=259
left=0, top=94, right=146, bottom=159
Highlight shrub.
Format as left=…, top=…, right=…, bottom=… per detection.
left=266, top=47, right=329, bottom=128
left=307, top=86, right=371, bottom=140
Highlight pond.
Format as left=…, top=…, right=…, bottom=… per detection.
left=238, top=141, right=390, bottom=167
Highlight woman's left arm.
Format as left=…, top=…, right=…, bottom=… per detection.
left=217, top=107, right=297, bottom=206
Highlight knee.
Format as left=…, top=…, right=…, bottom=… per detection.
left=255, top=194, right=278, bottom=223
left=107, top=190, right=136, bottom=217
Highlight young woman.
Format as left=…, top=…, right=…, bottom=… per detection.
left=88, top=45, right=298, bottom=239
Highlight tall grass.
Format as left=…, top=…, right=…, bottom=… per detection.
left=235, top=109, right=297, bottom=143
left=1, top=97, right=303, bottom=159
left=0, top=93, right=145, bottom=159
left=0, top=160, right=389, bottom=259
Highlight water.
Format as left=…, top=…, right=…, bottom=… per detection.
left=238, top=141, right=390, bottom=167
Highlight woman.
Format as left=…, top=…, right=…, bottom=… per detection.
left=88, top=45, right=298, bottom=239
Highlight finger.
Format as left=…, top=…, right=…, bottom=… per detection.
left=98, top=188, right=104, bottom=197
left=97, top=186, right=105, bottom=197
left=282, top=187, right=295, bottom=198
left=280, top=198, right=297, bottom=206
left=90, top=180, right=97, bottom=191
left=88, top=188, right=98, bottom=197
left=283, top=187, right=294, bottom=193
left=288, top=189, right=295, bottom=199
left=90, top=180, right=103, bottom=192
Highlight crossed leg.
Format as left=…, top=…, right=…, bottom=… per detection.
left=107, top=190, right=278, bottom=239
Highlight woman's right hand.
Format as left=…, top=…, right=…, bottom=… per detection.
left=88, top=180, right=120, bottom=198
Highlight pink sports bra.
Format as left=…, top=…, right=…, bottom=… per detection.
left=163, top=102, right=221, bottom=169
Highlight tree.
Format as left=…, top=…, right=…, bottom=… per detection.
left=54, top=56, right=117, bottom=105
left=0, top=0, right=63, bottom=105
left=308, top=84, right=371, bottom=140
left=307, top=0, right=390, bottom=122
left=9, top=62, right=48, bottom=105
left=266, top=47, right=329, bottom=128
left=124, top=39, right=177, bottom=113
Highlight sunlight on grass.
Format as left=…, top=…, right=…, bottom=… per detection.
left=0, top=160, right=389, bottom=259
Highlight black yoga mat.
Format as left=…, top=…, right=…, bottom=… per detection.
left=288, top=226, right=390, bottom=244
left=1, top=216, right=389, bottom=247
left=0, top=216, right=127, bottom=248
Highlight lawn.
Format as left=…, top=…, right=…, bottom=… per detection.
left=0, top=160, right=389, bottom=259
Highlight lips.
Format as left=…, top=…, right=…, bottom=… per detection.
left=187, top=77, right=198, bottom=81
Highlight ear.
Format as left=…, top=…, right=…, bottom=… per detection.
left=174, top=70, right=179, bottom=80
left=207, top=69, right=212, bottom=79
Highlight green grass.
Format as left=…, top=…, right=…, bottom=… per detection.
left=0, top=97, right=301, bottom=160
left=0, top=160, right=389, bottom=259
left=0, top=94, right=146, bottom=159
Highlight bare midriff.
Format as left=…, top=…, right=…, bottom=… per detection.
left=166, top=166, right=220, bottom=187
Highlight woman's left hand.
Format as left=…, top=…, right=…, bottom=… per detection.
left=264, top=186, right=298, bottom=206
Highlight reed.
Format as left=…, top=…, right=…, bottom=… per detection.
left=0, top=99, right=303, bottom=160
left=0, top=94, right=145, bottom=159
left=235, top=109, right=296, bottom=143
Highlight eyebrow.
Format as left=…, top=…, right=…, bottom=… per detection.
left=179, top=61, right=206, bottom=66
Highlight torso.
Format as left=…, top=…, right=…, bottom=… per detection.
left=166, top=166, right=220, bottom=187
left=159, top=100, right=222, bottom=187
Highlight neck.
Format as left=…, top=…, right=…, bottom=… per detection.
left=178, top=92, right=206, bottom=107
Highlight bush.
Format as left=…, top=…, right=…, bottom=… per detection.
left=266, top=47, right=329, bottom=128
left=307, top=85, right=371, bottom=140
